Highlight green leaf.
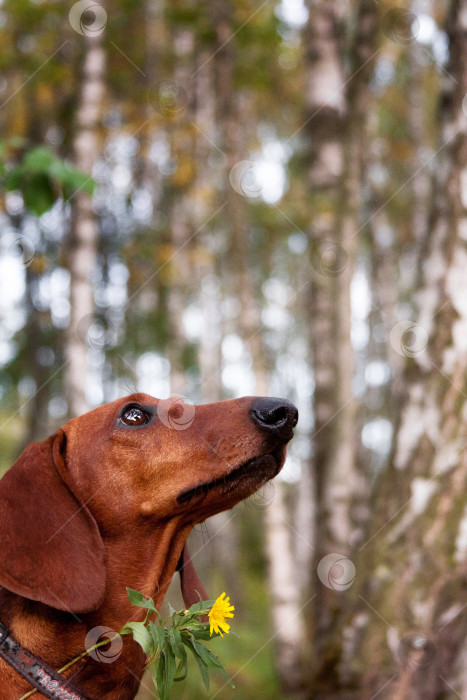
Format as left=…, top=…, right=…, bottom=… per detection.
left=190, top=626, right=213, bottom=641
left=126, top=587, right=157, bottom=613
left=23, top=146, right=55, bottom=172
left=192, top=639, right=215, bottom=666
left=49, top=158, right=94, bottom=195
left=0, top=144, right=94, bottom=215
left=1, top=145, right=94, bottom=214
left=196, top=642, right=236, bottom=688
left=23, top=174, right=56, bottom=216
left=4, top=168, right=26, bottom=191
left=173, top=607, right=211, bottom=629
left=182, top=636, right=210, bottom=692
left=164, top=644, right=176, bottom=698
left=168, top=602, right=176, bottom=616
left=181, top=633, right=235, bottom=690
left=188, top=598, right=215, bottom=613
left=119, top=621, right=152, bottom=656
left=148, top=620, right=166, bottom=651
left=62, top=171, right=95, bottom=199
left=198, top=644, right=225, bottom=670
left=153, top=648, right=166, bottom=697
left=153, top=647, right=176, bottom=700
left=204, top=649, right=236, bottom=688
left=167, top=628, right=186, bottom=660
left=48, top=158, right=72, bottom=181
left=174, top=656, right=188, bottom=682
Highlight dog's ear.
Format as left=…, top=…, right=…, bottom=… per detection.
left=0, top=430, right=106, bottom=613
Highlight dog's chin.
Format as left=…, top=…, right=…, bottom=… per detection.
left=177, top=449, right=285, bottom=511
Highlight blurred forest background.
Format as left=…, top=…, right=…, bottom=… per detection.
left=0, top=0, right=466, bottom=698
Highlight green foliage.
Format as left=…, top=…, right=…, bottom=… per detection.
left=159, top=565, right=282, bottom=700
left=0, top=143, right=94, bottom=216
left=0, top=1, right=458, bottom=695
left=121, top=588, right=235, bottom=700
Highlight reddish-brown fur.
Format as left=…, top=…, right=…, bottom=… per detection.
left=0, top=393, right=296, bottom=699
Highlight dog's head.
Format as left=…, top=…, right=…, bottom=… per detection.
left=50, top=393, right=297, bottom=526
left=0, top=394, right=297, bottom=613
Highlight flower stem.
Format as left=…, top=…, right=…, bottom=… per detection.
left=18, top=634, right=124, bottom=700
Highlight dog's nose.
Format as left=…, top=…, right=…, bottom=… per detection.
left=249, top=397, right=298, bottom=441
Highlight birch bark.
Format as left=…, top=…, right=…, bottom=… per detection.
left=302, top=0, right=379, bottom=689
left=65, top=31, right=106, bottom=417
left=212, top=1, right=306, bottom=693
left=346, top=3, right=467, bottom=698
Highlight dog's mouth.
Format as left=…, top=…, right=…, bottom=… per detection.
left=177, top=449, right=284, bottom=507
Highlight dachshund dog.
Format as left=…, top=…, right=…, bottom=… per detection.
left=0, top=393, right=297, bottom=699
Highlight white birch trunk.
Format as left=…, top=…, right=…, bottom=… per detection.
left=346, top=3, right=467, bottom=697
left=65, top=35, right=106, bottom=418
left=302, top=0, right=380, bottom=691
left=210, top=1, right=306, bottom=692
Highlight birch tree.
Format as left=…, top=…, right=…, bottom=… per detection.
left=65, top=12, right=107, bottom=417
left=346, top=3, right=467, bottom=698
left=301, top=0, right=380, bottom=688
left=211, top=1, right=306, bottom=693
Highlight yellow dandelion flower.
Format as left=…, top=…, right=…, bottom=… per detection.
left=208, top=592, right=235, bottom=637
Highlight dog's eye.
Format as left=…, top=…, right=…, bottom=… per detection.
left=120, top=405, right=150, bottom=426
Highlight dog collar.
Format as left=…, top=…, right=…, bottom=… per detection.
left=0, top=623, right=90, bottom=700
